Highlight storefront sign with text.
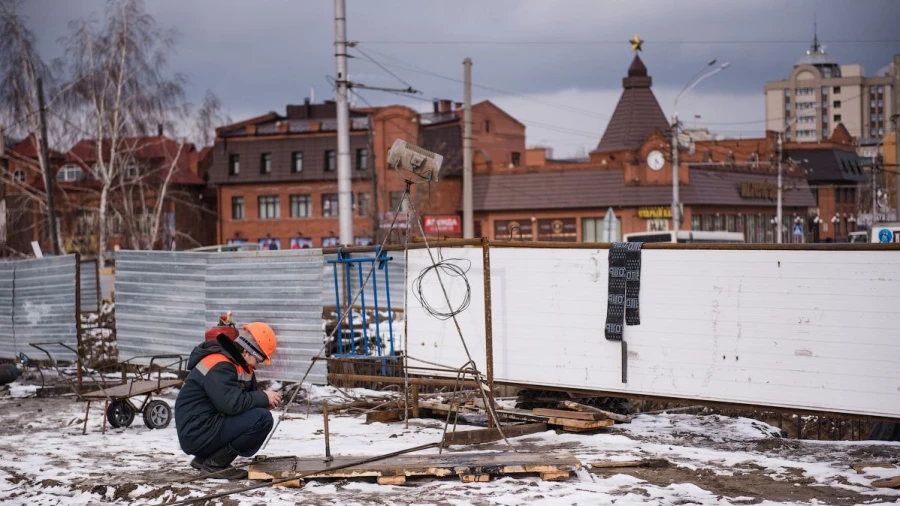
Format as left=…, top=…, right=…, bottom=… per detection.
left=424, top=215, right=461, bottom=234
left=638, top=206, right=672, bottom=219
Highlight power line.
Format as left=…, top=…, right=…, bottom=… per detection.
left=353, top=46, right=611, bottom=120
left=352, top=45, right=417, bottom=92
left=356, top=38, right=900, bottom=46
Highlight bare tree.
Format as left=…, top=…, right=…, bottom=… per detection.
left=0, top=0, right=68, bottom=252
left=62, top=0, right=186, bottom=263
left=193, top=90, right=231, bottom=147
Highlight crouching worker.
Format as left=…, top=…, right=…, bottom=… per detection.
left=175, top=322, right=282, bottom=479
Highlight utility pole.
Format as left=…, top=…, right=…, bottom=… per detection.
left=776, top=133, right=783, bottom=243
left=37, top=78, right=60, bottom=255
left=334, top=0, right=353, bottom=245
left=671, top=114, right=680, bottom=232
left=463, top=58, right=473, bottom=239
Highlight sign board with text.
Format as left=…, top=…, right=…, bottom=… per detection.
left=638, top=206, right=672, bottom=219
left=424, top=215, right=461, bottom=235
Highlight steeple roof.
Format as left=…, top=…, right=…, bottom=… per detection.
left=593, top=55, right=669, bottom=154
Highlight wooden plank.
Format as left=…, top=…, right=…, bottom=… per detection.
left=541, top=471, right=570, bottom=481
left=461, top=474, right=490, bottom=483
left=872, top=476, right=900, bottom=488
left=852, top=463, right=897, bottom=474
left=533, top=408, right=606, bottom=421
left=496, top=409, right=615, bottom=430
left=366, top=408, right=406, bottom=425
left=558, top=401, right=633, bottom=423
left=248, top=451, right=581, bottom=482
left=441, top=423, right=547, bottom=447
left=588, top=459, right=670, bottom=470
left=377, top=476, right=406, bottom=485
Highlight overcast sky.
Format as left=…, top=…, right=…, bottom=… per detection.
left=19, top=0, right=900, bottom=157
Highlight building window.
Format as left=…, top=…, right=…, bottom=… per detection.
left=511, top=152, right=521, bottom=167
left=691, top=215, right=700, bottom=230
left=878, top=100, right=884, bottom=107
left=833, top=86, right=841, bottom=94
left=879, top=127, right=884, bottom=135
left=291, top=151, right=304, bottom=173
left=229, top=154, right=240, bottom=176
left=13, top=168, right=26, bottom=184
left=58, top=164, right=83, bottom=182
left=726, top=215, right=735, bottom=232
left=485, top=120, right=491, bottom=133
left=232, top=196, right=244, bottom=220
left=833, top=100, right=841, bottom=109
left=290, top=194, right=311, bottom=218
left=784, top=102, right=791, bottom=111
left=325, top=150, right=336, bottom=171
left=823, top=129, right=829, bottom=138
left=356, top=148, right=368, bottom=170
left=389, top=191, right=408, bottom=212
left=877, top=85, right=884, bottom=94
left=821, top=86, right=828, bottom=96
left=322, top=193, right=339, bottom=217
left=582, top=217, right=621, bottom=242
left=357, top=192, right=371, bottom=216
left=258, top=196, right=280, bottom=219
left=260, top=152, right=271, bottom=174
left=784, top=89, right=790, bottom=97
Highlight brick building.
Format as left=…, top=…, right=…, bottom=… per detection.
left=210, top=99, right=526, bottom=247
left=470, top=55, right=824, bottom=243
left=1, top=133, right=215, bottom=259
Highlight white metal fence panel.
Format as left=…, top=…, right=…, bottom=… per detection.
left=407, top=247, right=900, bottom=419
left=0, top=262, right=15, bottom=359
left=206, top=249, right=325, bottom=384
left=115, top=251, right=208, bottom=362
left=11, top=256, right=78, bottom=360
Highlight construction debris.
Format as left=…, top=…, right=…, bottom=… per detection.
left=248, top=450, right=582, bottom=486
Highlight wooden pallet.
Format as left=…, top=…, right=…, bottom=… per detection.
left=248, top=451, right=581, bottom=487
left=418, top=400, right=616, bottom=432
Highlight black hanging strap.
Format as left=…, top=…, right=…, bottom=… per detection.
left=625, top=242, right=642, bottom=325
left=604, top=243, right=627, bottom=341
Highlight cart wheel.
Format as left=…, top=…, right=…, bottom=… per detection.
left=107, top=400, right=135, bottom=428
left=143, top=400, right=172, bottom=430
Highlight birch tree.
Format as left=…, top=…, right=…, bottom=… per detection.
left=62, top=0, right=186, bottom=263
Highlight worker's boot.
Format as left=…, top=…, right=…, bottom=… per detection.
left=200, top=445, right=248, bottom=480
left=190, top=455, right=204, bottom=470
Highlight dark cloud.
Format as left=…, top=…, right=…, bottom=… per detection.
left=17, top=0, right=900, bottom=156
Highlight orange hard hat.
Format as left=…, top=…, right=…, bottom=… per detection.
left=239, top=322, right=277, bottom=365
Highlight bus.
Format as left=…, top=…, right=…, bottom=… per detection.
left=623, top=231, right=746, bottom=244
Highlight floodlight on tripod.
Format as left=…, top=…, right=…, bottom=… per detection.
left=388, top=139, right=444, bottom=183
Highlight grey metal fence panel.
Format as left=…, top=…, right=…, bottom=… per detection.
left=0, top=262, right=15, bottom=359
left=12, top=255, right=77, bottom=360
left=322, top=252, right=405, bottom=314
left=79, top=259, right=100, bottom=312
left=207, top=249, right=325, bottom=384
left=115, top=251, right=208, bottom=362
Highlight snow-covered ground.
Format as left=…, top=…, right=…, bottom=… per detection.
left=1, top=379, right=899, bottom=506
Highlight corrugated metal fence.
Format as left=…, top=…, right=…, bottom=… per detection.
left=79, top=259, right=100, bottom=312
left=115, top=249, right=327, bottom=384
left=0, top=255, right=79, bottom=361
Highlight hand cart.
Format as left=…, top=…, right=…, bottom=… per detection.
left=81, top=354, right=185, bottom=434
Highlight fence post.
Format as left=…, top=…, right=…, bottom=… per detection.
left=75, top=253, right=83, bottom=389
left=482, top=238, right=494, bottom=426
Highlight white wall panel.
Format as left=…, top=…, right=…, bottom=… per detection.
left=406, top=247, right=900, bottom=418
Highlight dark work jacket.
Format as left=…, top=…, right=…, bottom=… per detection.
left=174, top=337, right=268, bottom=455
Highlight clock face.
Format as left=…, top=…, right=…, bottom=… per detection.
left=647, top=150, right=665, bottom=171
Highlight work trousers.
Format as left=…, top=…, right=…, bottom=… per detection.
left=196, top=407, right=273, bottom=458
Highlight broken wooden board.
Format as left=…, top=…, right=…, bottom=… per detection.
left=558, top=401, right=633, bottom=423
left=441, top=423, right=547, bottom=447
left=532, top=408, right=607, bottom=421
left=365, top=408, right=408, bottom=425
left=496, top=408, right=615, bottom=432
left=248, top=451, right=581, bottom=485
left=851, top=463, right=897, bottom=474
left=872, top=476, right=900, bottom=489
left=588, top=458, right=670, bottom=470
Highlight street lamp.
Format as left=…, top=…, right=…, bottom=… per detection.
left=672, top=61, right=730, bottom=232
left=776, top=104, right=818, bottom=243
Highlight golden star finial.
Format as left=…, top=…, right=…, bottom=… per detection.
left=629, top=33, right=643, bottom=52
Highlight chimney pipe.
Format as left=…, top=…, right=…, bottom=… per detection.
left=157, top=124, right=163, bottom=137
left=433, top=100, right=439, bottom=114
